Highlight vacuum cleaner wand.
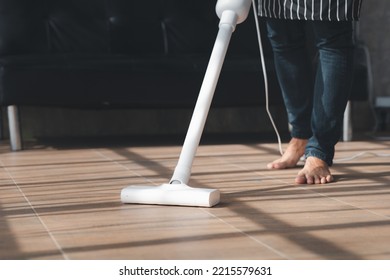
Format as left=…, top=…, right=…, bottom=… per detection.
left=121, top=0, right=252, bottom=207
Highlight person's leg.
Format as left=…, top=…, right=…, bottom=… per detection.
left=297, top=20, right=355, bottom=184
left=265, top=19, right=313, bottom=169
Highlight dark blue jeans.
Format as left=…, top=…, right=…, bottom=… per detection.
left=266, top=19, right=355, bottom=166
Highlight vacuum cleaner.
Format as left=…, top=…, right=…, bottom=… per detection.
left=121, top=0, right=253, bottom=207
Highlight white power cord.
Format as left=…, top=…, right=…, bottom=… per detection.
left=333, top=151, right=390, bottom=163
left=251, top=0, right=284, bottom=156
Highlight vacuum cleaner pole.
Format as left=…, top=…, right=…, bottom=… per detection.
left=170, top=0, right=252, bottom=185
left=121, top=0, right=252, bottom=207
left=169, top=15, right=235, bottom=185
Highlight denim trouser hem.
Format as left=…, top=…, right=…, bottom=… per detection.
left=290, top=131, right=312, bottom=140
left=305, top=149, right=333, bottom=167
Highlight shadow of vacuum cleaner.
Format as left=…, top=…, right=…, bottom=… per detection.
left=121, top=0, right=254, bottom=207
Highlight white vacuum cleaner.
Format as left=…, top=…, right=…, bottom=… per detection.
left=121, top=0, right=253, bottom=207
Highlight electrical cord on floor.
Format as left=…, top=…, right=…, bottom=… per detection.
left=333, top=151, right=390, bottom=163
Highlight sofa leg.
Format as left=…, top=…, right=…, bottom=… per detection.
left=7, top=105, right=22, bottom=151
left=343, top=101, right=352, bottom=142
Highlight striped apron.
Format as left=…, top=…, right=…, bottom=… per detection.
left=258, top=0, right=363, bottom=21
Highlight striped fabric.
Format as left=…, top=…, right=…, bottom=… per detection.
left=258, top=0, right=363, bottom=21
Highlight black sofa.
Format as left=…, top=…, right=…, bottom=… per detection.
left=0, top=0, right=283, bottom=150
left=0, top=0, right=369, bottom=150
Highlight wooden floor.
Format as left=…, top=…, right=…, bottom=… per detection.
left=1, top=137, right=390, bottom=260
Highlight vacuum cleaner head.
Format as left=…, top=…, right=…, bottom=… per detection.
left=121, top=183, right=220, bottom=207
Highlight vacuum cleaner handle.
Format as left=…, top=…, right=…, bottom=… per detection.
left=169, top=0, right=252, bottom=185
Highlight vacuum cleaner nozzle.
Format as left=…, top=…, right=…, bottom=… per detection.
left=121, top=184, right=220, bottom=207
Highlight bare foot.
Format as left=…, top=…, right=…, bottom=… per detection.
left=295, top=156, right=334, bottom=184
left=267, top=138, right=308, bottom=169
